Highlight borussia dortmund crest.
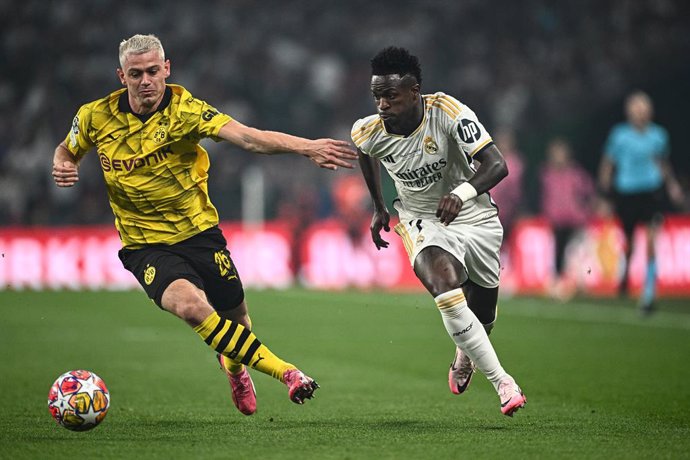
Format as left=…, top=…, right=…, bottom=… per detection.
left=144, top=265, right=156, bottom=285
left=153, top=126, right=167, bottom=143
left=423, top=136, right=438, bottom=154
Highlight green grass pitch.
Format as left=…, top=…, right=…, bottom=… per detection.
left=1, top=289, right=689, bottom=459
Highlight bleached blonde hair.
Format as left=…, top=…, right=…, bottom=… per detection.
left=118, top=34, right=165, bottom=68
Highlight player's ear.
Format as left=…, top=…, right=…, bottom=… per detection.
left=411, top=83, right=421, bottom=97
left=164, top=59, right=171, bottom=78
left=116, top=68, right=126, bottom=85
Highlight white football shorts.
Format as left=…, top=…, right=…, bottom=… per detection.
left=393, top=212, right=503, bottom=288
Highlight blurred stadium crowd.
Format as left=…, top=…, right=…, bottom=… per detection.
left=1, top=0, right=689, bottom=230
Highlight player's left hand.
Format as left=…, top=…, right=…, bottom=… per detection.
left=436, top=194, right=463, bottom=226
left=305, top=139, right=358, bottom=170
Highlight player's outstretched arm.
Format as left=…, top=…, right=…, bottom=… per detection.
left=437, top=144, right=508, bottom=225
left=217, top=120, right=357, bottom=170
left=358, top=149, right=390, bottom=249
left=52, top=142, right=80, bottom=187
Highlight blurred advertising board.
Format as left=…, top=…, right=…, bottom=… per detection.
left=503, top=216, right=690, bottom=297
left=1, top=216, right=689, bottom=296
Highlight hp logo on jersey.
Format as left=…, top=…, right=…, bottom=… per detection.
left=458, top=119, right=481, bottom=143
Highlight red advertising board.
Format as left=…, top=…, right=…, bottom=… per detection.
left=297, top=218, right=419, bottom=290
left=1, top=216, right=689, bottom=296
left=504, top=216, right=690, bottom=297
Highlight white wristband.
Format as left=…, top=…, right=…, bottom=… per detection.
left=450, top=182, right=478, bottom=203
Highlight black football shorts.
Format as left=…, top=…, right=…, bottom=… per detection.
left=118, top=226, right=245, bottom=311
left=614, top=187, right=665, bottom=236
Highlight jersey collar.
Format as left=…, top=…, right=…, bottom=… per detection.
left=118, top=85, right=172, bottom=123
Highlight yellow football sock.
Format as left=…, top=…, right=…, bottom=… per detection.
left=221, top=317, right=252, bottom=375
left=194, top=312, right=295, bottom=382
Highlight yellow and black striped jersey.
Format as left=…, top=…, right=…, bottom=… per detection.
left=64, top=84, right=232, bottom=248
left=351, top=92, right=496, bottom=224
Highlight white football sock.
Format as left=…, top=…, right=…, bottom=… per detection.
left=436, top=289, right=508, bottom=391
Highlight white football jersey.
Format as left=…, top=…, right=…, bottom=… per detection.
left=352, top=92, right=498, bottom=224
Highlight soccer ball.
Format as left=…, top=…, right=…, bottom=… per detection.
left=48, top=370, right=110, bottom=431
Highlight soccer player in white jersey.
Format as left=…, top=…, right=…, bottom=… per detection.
left=352, top=47, right=526, bottom=416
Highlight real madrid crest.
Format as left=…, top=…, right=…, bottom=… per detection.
left=423, top=136, right=438, bottom=154
left=144, top=265, right=156, bottom=285
left=153, top=126, right=167, bottom=144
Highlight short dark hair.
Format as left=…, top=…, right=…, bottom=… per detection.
left=370, top=46, right=422, bottom=85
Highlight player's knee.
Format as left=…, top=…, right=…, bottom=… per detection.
left=417, top=266, right=463, bottom=296
left=161, top=280, right=213, bottom=326
left=426, top=280, right=463, bottom=298
left=414, top=251, right=466, bottom=297
left=175, top=299, right=211, bottom=326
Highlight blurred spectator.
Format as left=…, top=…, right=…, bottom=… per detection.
left=541, top=138, right=595, bottom=277
left=598, top=91, right=685, bottom=313
left=276, top=183, right=321, bottom=281
left=1, top=0, right=689, bottom=226
left=331, top=170, right=370, bottom=243
left=491, top=128, right=525, bottom=241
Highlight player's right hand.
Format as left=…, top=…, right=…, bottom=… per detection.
left=52, top=161, right=80, bottom=187
left=370, top=209, right=391, bottom=250
left=436, top=194, right=462, bottom=225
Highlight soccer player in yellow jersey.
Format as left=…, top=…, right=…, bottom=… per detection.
left=352, top=47, right=526, bottom=416
left=52, top=34, right=357, bottom=415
